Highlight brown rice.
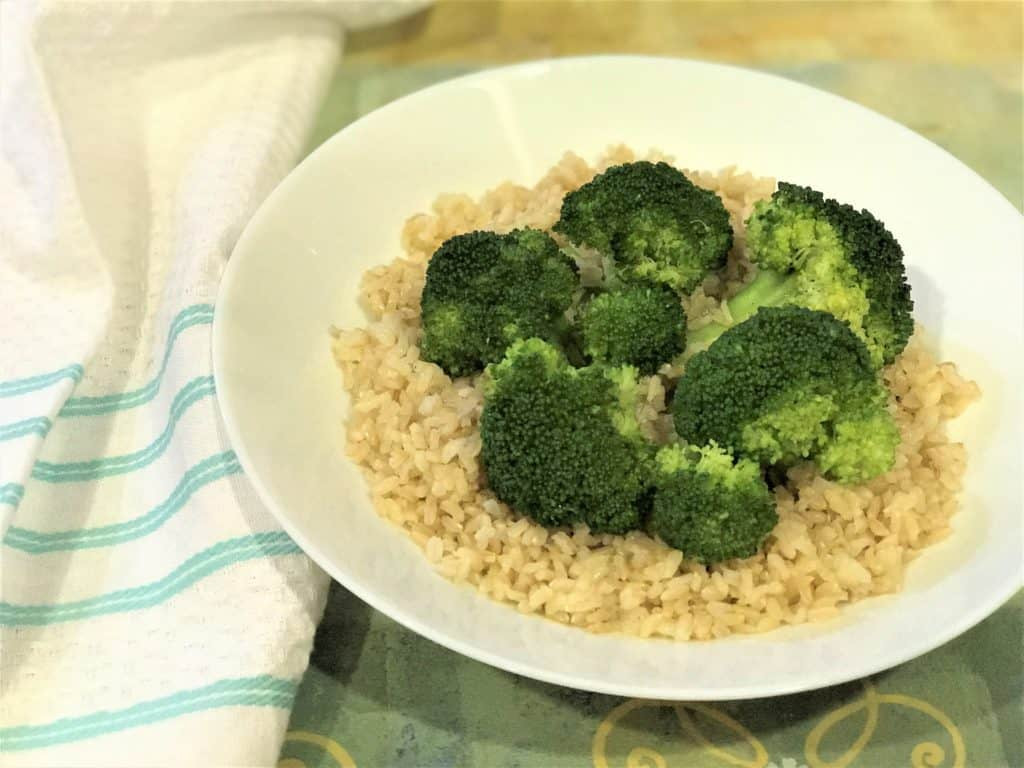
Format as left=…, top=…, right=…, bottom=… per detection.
left=330, top=147, right=980, bottom=640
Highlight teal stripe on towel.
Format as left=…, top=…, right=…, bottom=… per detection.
left=4, top=451, right=242, bottom=553
left=59, top=304, right=214, bottom=417
left=0, top=675, right=297, bottom=751
left=0, top=531, right=301, bottom=626
left=31, top=375, right=215, bottom=483
left=0, top=417, right=52, bottom=442
left=0, top=365, right=83, bottom=398
left=0, top=484, right=25, bottom=506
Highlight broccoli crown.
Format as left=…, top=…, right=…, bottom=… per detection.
left=744, top=183, right=913, bottom=366
left=579, top=282, right=686, bottom=374
left=672, top=306, right=899, bottom=484
left=554, top=161, right=733, bottom=293
left=648, top=443, right=777, bottom=563
left=419, top=229, right=578, bottom=377
left=480, top=339, right=651, bottom=533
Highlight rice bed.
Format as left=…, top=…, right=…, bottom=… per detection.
left=331, top=147, right=980, bottom=641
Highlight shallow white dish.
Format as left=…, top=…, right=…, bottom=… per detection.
left=213, top=56, right=1023, bottom=700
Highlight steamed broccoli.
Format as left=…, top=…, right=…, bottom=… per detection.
left=554, top=161, right=733, bottom=293
left=673, top=306, right=899, bottom=484
left=648, top=443, right=777, bottom=563
left=419, top=229, right=579, bottom=377
left=579, top=282, right=686, bottom=374
left=687, top=183, right=913, bottom=367
left=479, top=338, right=651, bottom=533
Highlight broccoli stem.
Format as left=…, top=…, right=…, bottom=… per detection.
left=553, top=315, right=587, bottom=368
left=685, top=269, right=797, bottom=356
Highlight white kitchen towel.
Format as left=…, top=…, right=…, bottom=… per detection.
left=0, top=1, right=423, bottom=764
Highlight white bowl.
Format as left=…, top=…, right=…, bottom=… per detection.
left=213, top=56, right=1023, bottom=699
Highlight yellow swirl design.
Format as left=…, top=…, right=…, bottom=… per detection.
left=279, top=730, right=357, bottom=768
left=805, top=681, right=965, bottom=768
left=592, top=698, right=769, bottom=768
left=675, top=703, right=770, bottom=768
left=626, top=746, right=668, bottom=768
left=593, top=681, right=963, bottom=768
left=280, top=682, right=963, bottom=768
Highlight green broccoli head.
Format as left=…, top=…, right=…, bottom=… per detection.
left=673, top=306, right=900, bottom=484
left=579, top=282, right=686, bottom=374
left=480, top=338, right=652, bottom=533
left=743, top=183, right=914, bottom=367
left=554, top=161, right=733, bottom=292
left=648, top=443, right=777, bottom=563
left=419, top=229, right=579, bottom=377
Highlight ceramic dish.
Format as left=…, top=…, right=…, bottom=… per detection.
left=213, top=57, right=1023, bottom=699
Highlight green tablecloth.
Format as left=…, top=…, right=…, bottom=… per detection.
left=286, top=587, right=1021, bottom=768
left=281, top=60, right=1023, bottom=768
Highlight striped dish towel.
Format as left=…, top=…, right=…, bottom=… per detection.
left=0, top=2, right=423, bottom=764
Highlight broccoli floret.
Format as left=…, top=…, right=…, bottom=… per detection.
left=648, top=443, right=777, bottom=563
left=554, top=161, right=733, bottom=293
left=579, top=282, right=686, bottom=374
left=687, top=183, right=913, bottom=367
left=673, top=306, right=900, bottom=484
left=419, top=229, right=579, bottom=377
left=480, top=338, right=651, bottom=533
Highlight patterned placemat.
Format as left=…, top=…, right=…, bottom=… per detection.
left=283, top=586, right=1020, bottom=767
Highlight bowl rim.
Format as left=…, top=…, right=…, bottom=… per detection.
left=213, top=54, right=1024, bottom=700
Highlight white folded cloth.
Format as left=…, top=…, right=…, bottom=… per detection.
left=0, top=2, right=423, bottom=764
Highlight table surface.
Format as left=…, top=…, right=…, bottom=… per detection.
left=281, top=3, right=1023, bottom=767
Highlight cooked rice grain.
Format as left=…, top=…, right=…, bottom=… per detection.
left=332, top=147, right=980, bottom=640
